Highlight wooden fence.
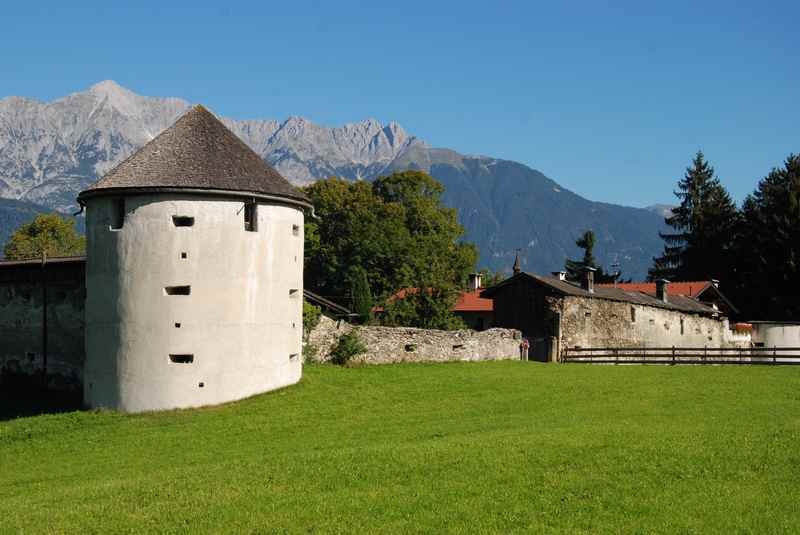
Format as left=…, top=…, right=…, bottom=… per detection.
left=561, top=346, right=800, bottom=365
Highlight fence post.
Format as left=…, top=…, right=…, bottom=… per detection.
left=773, top=345, right=777, bottom=364
left=671, top=346, right=676, bottom=365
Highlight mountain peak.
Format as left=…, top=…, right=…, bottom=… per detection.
left=89, top=80, right=129, bottom=97
left=86, top=80, right=144, bottom=117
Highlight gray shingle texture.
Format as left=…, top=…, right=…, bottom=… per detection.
left=482, top=272, right=720, bottom=316
left=78, top=105, right=308, bottom=204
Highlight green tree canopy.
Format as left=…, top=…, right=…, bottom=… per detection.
left=734, top=154, right=800, bottom=319
left=304, top=171, right=478, bottom=328
left=649, top=151, right=739, bottom=282
left=3, top=213, right=85, bottom=260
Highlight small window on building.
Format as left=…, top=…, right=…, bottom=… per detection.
left=110, top=198, right=125, bottom=230
left=289, top=353, right=299, bottom=362
left=244, top=202, right=257, bottom=232
left=630, top=307, right=636, bottom=323
left=164, top=285, right=191, bottom=296
left=292, top=224, right=300, bottom=236
left=181, top=252, right=188, bottom=259
left=289, top=288, right=299, bottom=297
left=169, top=354, right=194, bottom=364
left=172, top=216, right=195, bottom=227
left=680, top=318, right=685, bottom=335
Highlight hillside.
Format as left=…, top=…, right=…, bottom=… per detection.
left=0, top=81, right=667, bottom=277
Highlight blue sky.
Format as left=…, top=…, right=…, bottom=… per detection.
left=2, top=0, right=797, bottom=207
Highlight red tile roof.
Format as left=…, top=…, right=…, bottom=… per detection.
left=596, top=281, right=712, bottom=298
left=453, top=289, right=494, bottom=312
left=375, top=288, right=493, bottom=313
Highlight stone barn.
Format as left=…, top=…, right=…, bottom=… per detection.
left=481, top=267, right=745, bottom=361
left=76, top=105, right=311, bottom=412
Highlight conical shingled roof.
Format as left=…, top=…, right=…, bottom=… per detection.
left=78, top=105, right=309, bottom=205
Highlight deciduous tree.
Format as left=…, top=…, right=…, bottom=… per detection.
left=3, top=213, right=85, bottom=260
left=303, top=171, right=478, bottom=328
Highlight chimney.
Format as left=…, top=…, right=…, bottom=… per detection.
left=468, top=273, right=482, bottom=290
left=551, top=271, right=567, bottom=281
left=581, top=267, right=596, bottom=293
left=513, top=253, right=521, bottom=275
left=656, top=279, right=669, bottom=303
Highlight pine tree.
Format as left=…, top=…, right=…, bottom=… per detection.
left=349, top=266, right=373, bottom=323
left=564, top=230, right=618, bottom=283
left=649, top=151, right=738, bottom=282
left=734, top=154, right=800, bottom=319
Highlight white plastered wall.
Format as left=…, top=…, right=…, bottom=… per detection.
left=751, top=323, right=800, bottom=348
left=83, top=193, right=304, bottom=412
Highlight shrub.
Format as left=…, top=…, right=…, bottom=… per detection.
left=302, top=342, right=318, bottom=364
left=303, top=300, right=322, bottom=338
left=330, top=329, right=367, bottom=366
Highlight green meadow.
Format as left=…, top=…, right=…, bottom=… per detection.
left=1, top=362, right=799, bottom=534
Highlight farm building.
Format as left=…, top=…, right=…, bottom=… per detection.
left=480, top=266, right=748, bottom=361
left=597, top=280, right=738, bottom=317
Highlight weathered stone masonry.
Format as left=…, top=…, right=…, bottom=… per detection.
left=0, top=257, right=85, bottom=391
left=556, top=296, right=739, bottom=349
left=308, top=316, right=522, bottom=364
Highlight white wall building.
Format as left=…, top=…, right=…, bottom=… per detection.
left=750, top=321, right=800, bottom=348
left=77, top=106, right=312, bottom=413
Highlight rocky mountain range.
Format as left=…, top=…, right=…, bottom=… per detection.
left=0, top=81, right=667, bottom=277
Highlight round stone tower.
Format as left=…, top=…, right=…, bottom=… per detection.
left=77, top=106, right=311, bottom=413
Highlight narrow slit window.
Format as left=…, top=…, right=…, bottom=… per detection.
left=244, top=203, right=258, bottom=232
left=172, top=216, right=195, bottom=227
left=292, top=224, right=300, bottom=236
left=164, top=285, right=191, bottom=296
left=680, top=319, right=685, bottom=335
left=169, top=354, right=194, bottom=364
left=110, top=198, right=125, bottom=230
left=630, top=307, right=636, bottom=323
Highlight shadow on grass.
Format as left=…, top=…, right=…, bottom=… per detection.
left=0, top=375, right=83, bottom=422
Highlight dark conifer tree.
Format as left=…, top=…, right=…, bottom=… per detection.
left=565, top=230, right=618, bottom=283
left=734, top=154, right=800, bottom=319
left=649, top=151, right=738, bottom=282
left=349, top=266, right=373, bottom=323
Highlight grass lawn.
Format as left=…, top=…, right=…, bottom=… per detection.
left=1, top=361, right=799, bottom=534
